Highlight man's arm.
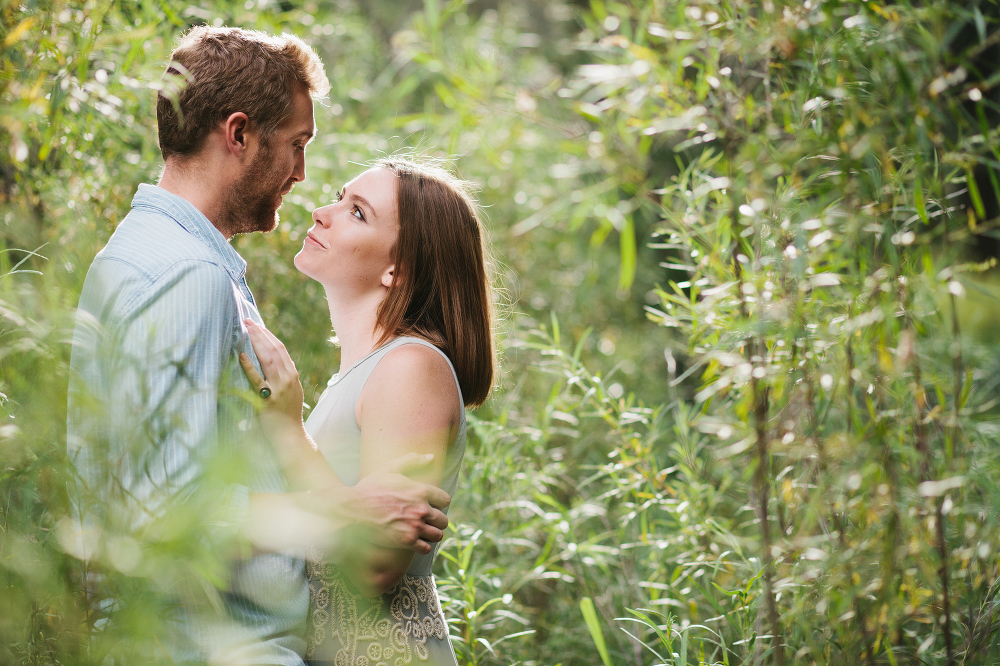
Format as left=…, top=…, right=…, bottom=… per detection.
left=244, top=463, right=449, bottom=556
left=70, top=259, right=240, bottom=527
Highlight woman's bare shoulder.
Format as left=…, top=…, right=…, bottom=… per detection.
left=381, top=341, right=454, bottom=379
left=359, top=341, right=460, bottom=424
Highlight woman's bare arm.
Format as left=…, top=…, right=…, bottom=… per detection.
left=347, top=342, right=460, bottom=596
left=238, top=322, right=342, bottom=492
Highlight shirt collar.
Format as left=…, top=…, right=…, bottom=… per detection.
left=131, top=184, right=248, bottom=282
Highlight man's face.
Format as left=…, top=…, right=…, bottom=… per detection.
left=218, top=87, right=316, bottom=236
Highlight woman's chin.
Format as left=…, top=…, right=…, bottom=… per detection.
left=293, top=253, right=331, bottom=287
left=292, top=251, right=311, bottom=276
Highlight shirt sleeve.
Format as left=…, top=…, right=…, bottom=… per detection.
left=71, top=258, right=241, bottom=526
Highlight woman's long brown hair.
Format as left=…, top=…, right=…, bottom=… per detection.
left=373, top=158, right=495, bottom=407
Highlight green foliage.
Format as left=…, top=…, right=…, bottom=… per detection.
left=4, top=0, right=1000, bottom=665
left=581, top=596, right=613, bottom=666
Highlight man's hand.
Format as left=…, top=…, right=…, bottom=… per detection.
left=344, top=452, right=450, bottom=554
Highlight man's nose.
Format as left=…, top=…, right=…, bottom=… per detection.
left=292, top=152, right=306, bottom=183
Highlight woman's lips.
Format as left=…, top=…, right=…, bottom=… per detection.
left=305, top=231, right=325, bottom=248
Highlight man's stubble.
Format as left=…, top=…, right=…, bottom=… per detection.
left=217, top=138, right=291, bottom=237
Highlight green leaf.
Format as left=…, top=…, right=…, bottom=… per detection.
left=618, top=215, right=636, bottom=291
left=573, top=327, right=594, bottom=362
left=3, top=16, right=36, bottom=48
left=591, top=218, right=614, bottom=248
left=967, top=167, right=986, bottom=220
left=624, top=607, right=673, bottom=653
left=433, top=81, right=457, bottom=109
left=914, top=177, right=928, bottom=225
left=580, top=597, right=613, bottom=666
left=424, top=0, right=440, bottom=30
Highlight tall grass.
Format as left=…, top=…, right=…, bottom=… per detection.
left=3, top=1, right=1000, bottom=665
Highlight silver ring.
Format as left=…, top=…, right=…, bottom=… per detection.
left=258, top=386, right=272, bottom=399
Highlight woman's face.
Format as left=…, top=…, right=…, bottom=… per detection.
left=294, top=167, right=399, bottom=295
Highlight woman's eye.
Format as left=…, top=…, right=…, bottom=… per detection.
left=352, top=205, right=365, bottom=221
left=335, top=189, right=343, bottom=202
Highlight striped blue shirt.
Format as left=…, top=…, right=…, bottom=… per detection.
left=68, top=184, right=308, bottom=664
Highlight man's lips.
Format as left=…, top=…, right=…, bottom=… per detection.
left=305, top=231, right=326, bottom=248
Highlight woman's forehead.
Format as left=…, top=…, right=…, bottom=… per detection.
left=345, top=166, right=396, bottom=190
left=345, top=167, right=398, bottom=220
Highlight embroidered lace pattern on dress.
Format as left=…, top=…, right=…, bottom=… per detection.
left=305, top=558, right=449, bottom=665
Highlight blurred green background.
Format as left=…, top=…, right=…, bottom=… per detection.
left=4, top=0, right=1000, bottom=664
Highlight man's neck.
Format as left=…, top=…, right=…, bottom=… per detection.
left=157, top=157, right=232, bottom=239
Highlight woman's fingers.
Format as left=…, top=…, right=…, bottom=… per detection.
left=245, top=325, right=288, bottom=386
left=245, top=320, right=296, bottom=374
left=243, top=319, right=305, bottom=421
left=239, top=352, right=265, bottom=389
left=261, top=330, right=297, bottom=377
left=258, top=323, right=288, bottom=352
left=246, top=320, right=278, bottom=361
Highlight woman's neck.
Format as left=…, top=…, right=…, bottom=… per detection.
left=324, top=286, right=392, bottom=372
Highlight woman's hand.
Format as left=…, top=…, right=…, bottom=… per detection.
left=239, top=319, right=304, bottom=424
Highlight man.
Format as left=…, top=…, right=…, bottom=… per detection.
left=67, top=26, right=449, bottom=665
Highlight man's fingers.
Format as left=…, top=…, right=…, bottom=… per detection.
left=416, top=524, right=444, bottom=545
left=412, top=539, right=433, bottom=555
left=239, top=353, right=265, bottom=388
left=424, top=506, right=449, bottom=531
left=424, top=486, right=451, bottom=510
left=383, top=452, right=435, bottom=476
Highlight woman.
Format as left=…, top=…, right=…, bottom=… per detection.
left=240, top=158, right=494, bottom=665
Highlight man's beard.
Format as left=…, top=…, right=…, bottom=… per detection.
left=217, top=140, right=290, bottom=236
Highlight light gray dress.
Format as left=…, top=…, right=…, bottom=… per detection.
left=303, top=337, right=463, bottom=666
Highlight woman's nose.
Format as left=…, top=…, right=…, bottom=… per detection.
left=313, top=204, right=333, bottom=227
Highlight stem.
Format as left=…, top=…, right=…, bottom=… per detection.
left=845, top=339, right=855, bottom=437
left=809, top=310, right=875, bottom=665
left=751, top=346, right=784, bottom=666
left=934, top=188, right=961, bottom=661
left=948, top=291, right=963, bottom=459
left=911, top=358, right=931, bottom=482
left=729, top=168, right=784, bottom=665
left=937, top=497, right=955, bottom=666
left=936, top=288, right=962, bottom=666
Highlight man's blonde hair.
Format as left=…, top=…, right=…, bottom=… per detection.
left=156, top=26, right=330, bottom=160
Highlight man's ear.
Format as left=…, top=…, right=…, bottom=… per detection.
left=223, top=111, right=251, bottom=158
left=381, top=266, right=395, bottom=289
